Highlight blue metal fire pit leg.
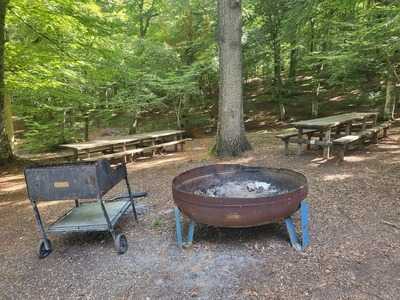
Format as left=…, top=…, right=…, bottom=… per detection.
left=284, top=217, right=302, bottom=251
left=300, top=201, right=310, bottom=249
left=174, top=207, right=196, bottom=248
left=187, top=220, right=196, bottom=246
left=174, top=207, right=183, bottom=247
left=284, top=200, right=310, bottom=251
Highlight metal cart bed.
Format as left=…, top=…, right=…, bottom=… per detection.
left=24, top=160, right=147, bottom=258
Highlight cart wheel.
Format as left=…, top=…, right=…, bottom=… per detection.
left=114, top=233, right=128, bottom=254
left=38, top=239, right=52, bottom=259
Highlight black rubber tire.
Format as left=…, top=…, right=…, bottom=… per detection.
left=38, top=239, right=52, bottom=259
left=114, top=233, right=128, bottom=254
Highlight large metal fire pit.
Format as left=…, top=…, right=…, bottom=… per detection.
left=172, top=164, right=310, bottom=251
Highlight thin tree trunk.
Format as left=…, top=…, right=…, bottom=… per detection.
left=312, top=101, right=319, bottom=118
left=279, top=103, right=286, bottom=121
left=288, top=45, right=298, bottom=83
left=273, top=32, right=285, bottom=120
left=312, top=82, right=321, bottom=118
left=215, top=0, right=251, bottom=157
left=273, top=33, right=282, bottom=90
left=384, top=78, right=396, bottom=120
left=84, top=114, right=89, bottom=141
left=61, top=109, right=67, bottom=143
left=174, top=97, right=184, bottom=129
left=129, top=112, right=138, bottom=134
left=310, top=18, right=315, bottom=53
left=0, top=0, right=13, bottom=163
left=3, top=94, right=13, bottom=149
left=312, top=64, right=324, bottom=118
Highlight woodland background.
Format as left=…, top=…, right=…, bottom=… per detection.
left=2, top=0, right=399, bottom=153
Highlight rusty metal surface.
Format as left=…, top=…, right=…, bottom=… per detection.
left=172, top=164, right=308, bottom=228
left=24, top=160, right=126, bottom=201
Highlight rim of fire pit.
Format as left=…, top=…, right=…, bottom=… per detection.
left=172, top=164, right=308, bottom=204
left=172, top=164, right=308, bottom=227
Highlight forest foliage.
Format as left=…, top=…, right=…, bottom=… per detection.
left=3, top=0, right=400, bottom=152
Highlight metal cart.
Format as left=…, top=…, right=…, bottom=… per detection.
left=24, top=160, right=147, bottom=258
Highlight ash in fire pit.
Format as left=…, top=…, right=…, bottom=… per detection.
left=194, top=180, right=283, bottom=198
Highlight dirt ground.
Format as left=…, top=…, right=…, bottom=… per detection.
left=0, top=126, right=399, bottom=300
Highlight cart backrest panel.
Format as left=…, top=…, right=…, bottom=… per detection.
left=96, top=160, right=126, bottom=196
left=25, top=160, right=126, bottom=202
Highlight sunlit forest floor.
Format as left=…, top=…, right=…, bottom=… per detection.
left=1, top=125, right=399, bottom=299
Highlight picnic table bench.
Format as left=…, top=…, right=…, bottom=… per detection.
left=277, top=112, right=391, bottom=160
left=82, top=138, right=192, bottom=163
left=333, top=121, right=391, bottom=161
left=276, top=129, right=320, bottom=155
left=61, top=130, right=188, bottom=163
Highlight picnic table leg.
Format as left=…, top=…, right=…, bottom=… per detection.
left=284, top=139, right=289, bottom=156
left=345, top=123, right=351, bottom=135
left=73, top=149, right=79, bottom=161
left=373, top=114, right=378, bottom=126
left=179, top=133, right=185, bottom=151
left=335, top=125, right=341, bottom=136
left=307, top=133, right=312, bottom=150
left=383, top=127, right=389, bottom=138
left=297, top=129, right=303, bottom=156
left=174, top=135, right=179, bottom=152
left=361, top=118, right=367, bottom=131
left=151, top=139, right=156, bottom=156
left=323, top=129, right=332, bottom=159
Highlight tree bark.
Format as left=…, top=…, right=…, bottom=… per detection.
left=61, top=109, right=67, bottom=143
left=310, top=18, right=315, bottom=53
left=288, top=43, right=298, bottom=83
left=272, top=33, right=282, bottom=90
left=312, top=100, right=319, bottom=118
left=272, top=26, right=286, bottom=120
left=84, top=114, right=89, bottom=141
left=175, top=97, right=183, bottom=129
left=129, top=112, right=138, bottom=134
left=279, top=103, right=286, bottom=121
left=215, top=0, right=251, bottom=157
left=311, top=80, right=322, bottom=118
left=138, top=0, right=158, bottom=38
left=0, top=0, right=13, bottom=164
left=384, top=78, right=396, bottom=120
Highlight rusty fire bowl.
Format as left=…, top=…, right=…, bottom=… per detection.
left=172, top=164, right=308, bottom=228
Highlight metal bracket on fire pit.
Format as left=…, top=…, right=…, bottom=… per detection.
left=174, top=207, right=196, bottom=248
left=284, top=200, right=310, bottom=251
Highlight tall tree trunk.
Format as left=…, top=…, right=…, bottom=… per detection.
left=310, top=18, right=315, bottom=53
left=3, top=94, right=13, bottom=148
left=175, top=97, right=183, bottom=129
left=84, top=114, right=89, bottom=141
left=272, top=32, right=285, bottom=121
left=61, top=109, right=67, bottom=143
left=272, top=33, right=282, bottom=90
left=312, top=81, right=321, bottom=118
left=215, top=0, right=251, bottom=157
left=312, top=64, right=324, bottom=118
left=384, top=78, right=396, bottom=120
left=312, top=100, right=319, bottom=118
left=279, top=103, right=286, bottom=121
left=288, top=44, right=298, bottom=84
left=129, top=112, right=138, bottom=134
left=0, top=0, right=13, bottom=163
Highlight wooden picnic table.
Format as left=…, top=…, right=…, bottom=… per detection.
left=290, top=112, right=378, bottom=159
left=61, top=130, right=185, bottom=160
